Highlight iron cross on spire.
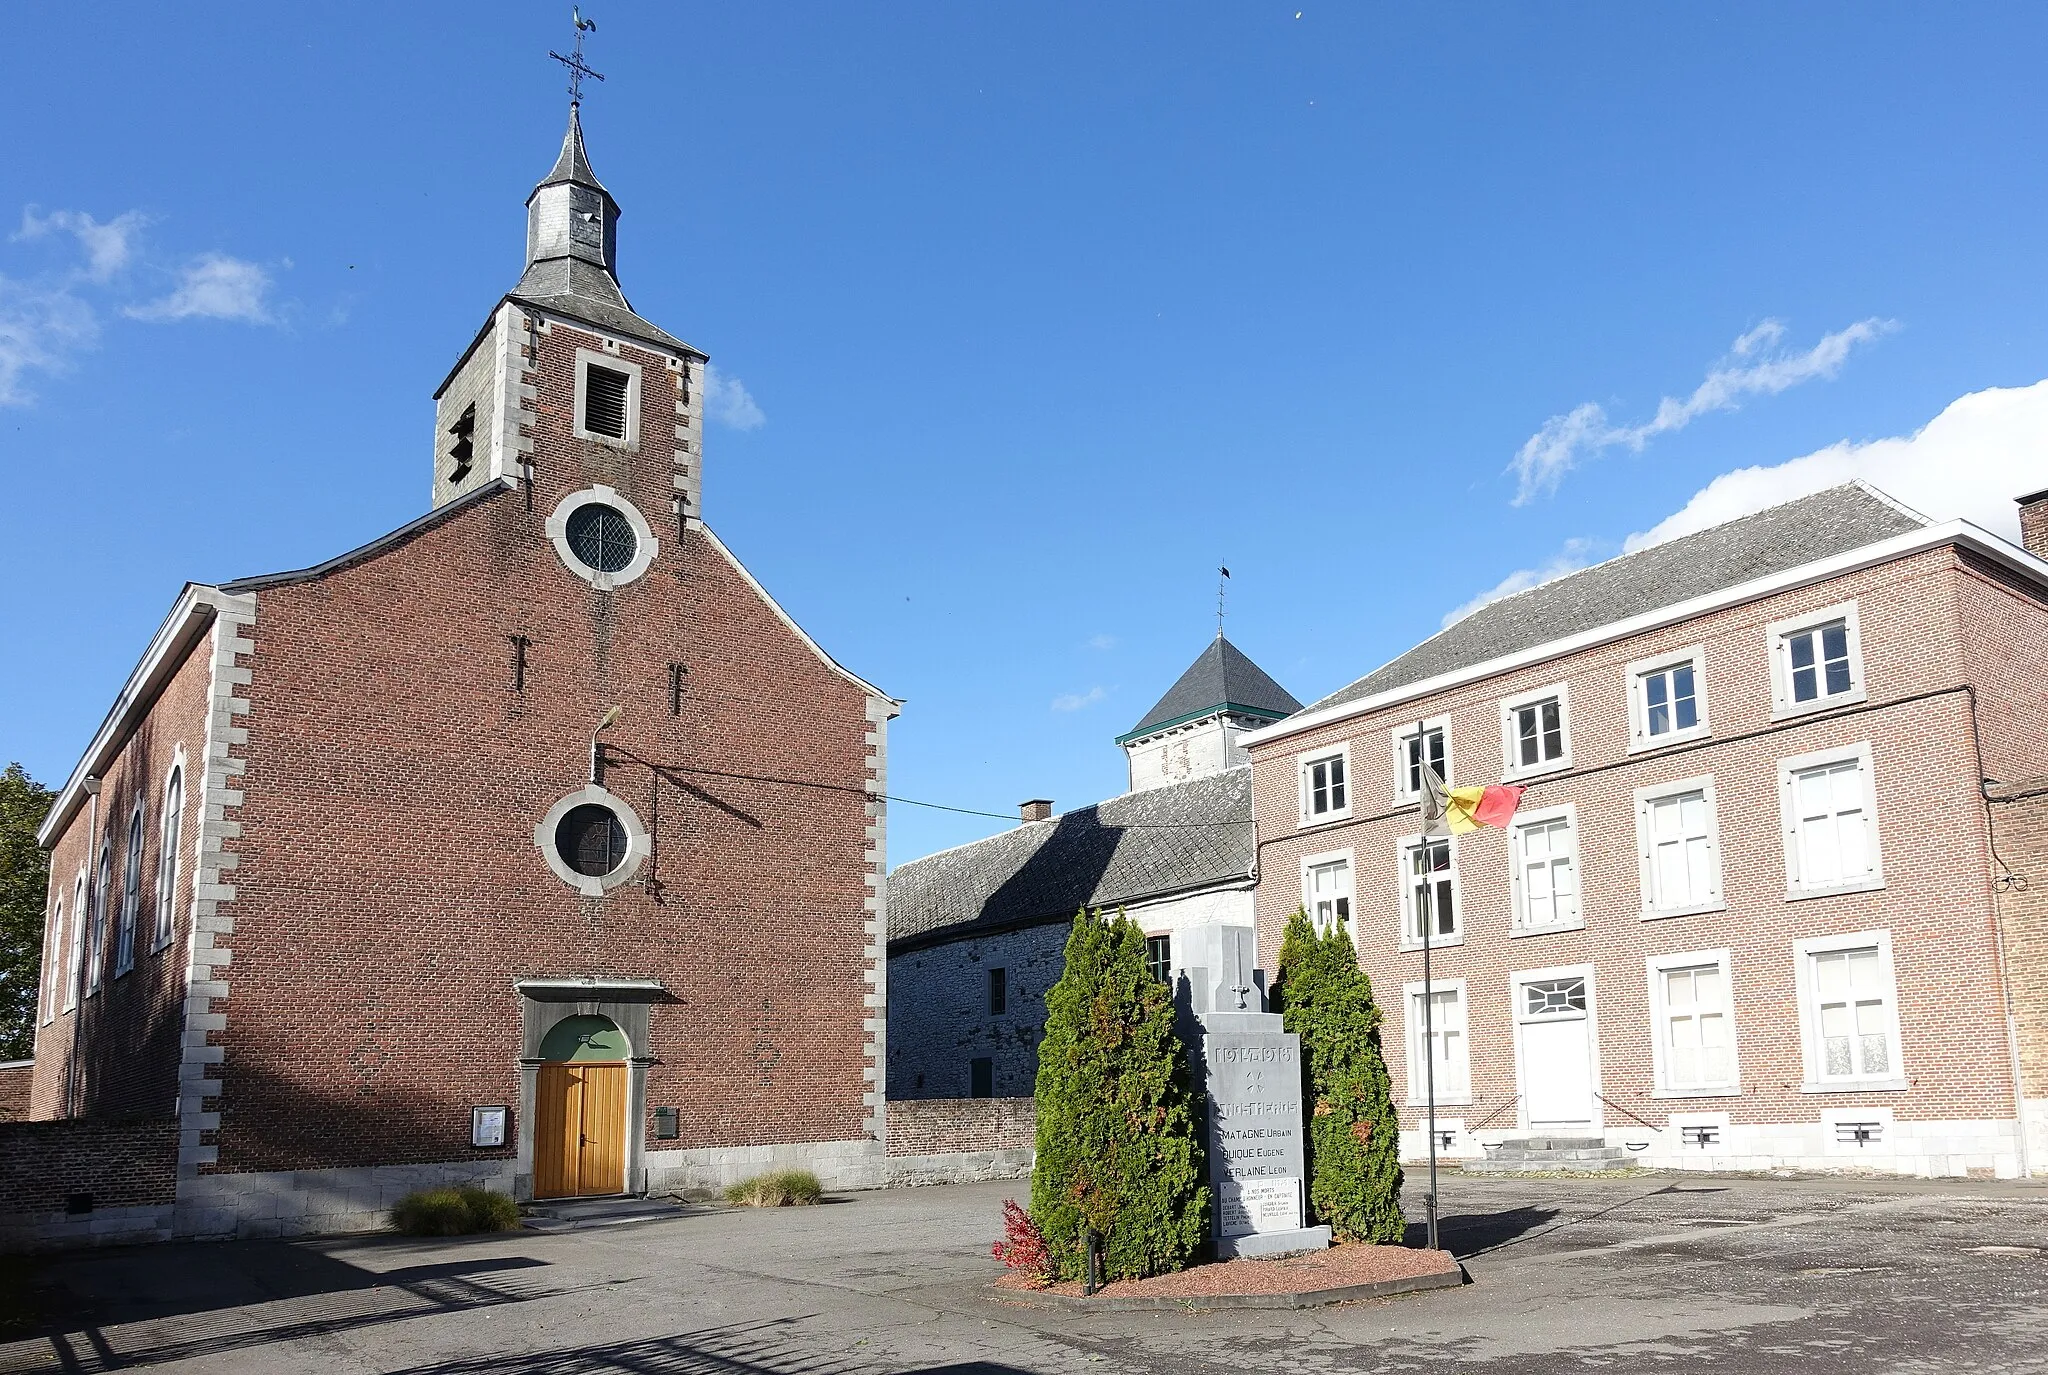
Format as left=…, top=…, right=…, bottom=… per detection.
left=549, top=6, right=606, bottom=106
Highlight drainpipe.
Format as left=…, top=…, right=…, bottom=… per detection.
left=1964, top=686, right=2032, bottom=1179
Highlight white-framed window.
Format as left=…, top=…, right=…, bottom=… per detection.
left=543, top=485, right=661, bottom=591
left=87, top=834, right=112, bottom=995
left=1634, top=775, right=1724, bottom=918
left=1626, top=646, right=1709, bottom=751
left=1778, top=742, right=1884, bottom=898
left=1509, top=804, right=1581, bottom=934
left=1500, top=682, right=1572, bottom=780
left=1391, top=716, right=1450, bottom=801
left=115, top=798, right=144, bottom=977
left=1793, top=930, right=1906, bottom=1091
left=1298, top=744, right=1352, bottom=825
left=154, top=763, right=183, bottom=952
left=1398, top=834, right=1461, bottom=947
left=1302, top=849, right=1354, bottom=933
left=1768, top=600, right=1866, bottom=718
left=572, top=347, right=642, bottom=448
left=64, top=872, right=85, bottom=1013
left=41, top=898, right=62, bottom=1026
left=1403, top=978, right=1471, bottom=1104
left=1646, top=948, right=1740, bottom=1096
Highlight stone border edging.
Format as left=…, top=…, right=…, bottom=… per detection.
left=985, top=1264, right=1466, bottom=1312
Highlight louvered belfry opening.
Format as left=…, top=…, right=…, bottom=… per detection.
left=582, top=363, right=630, bottom=438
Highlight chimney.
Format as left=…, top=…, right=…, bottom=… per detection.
left=1018, top=799, right=1053, bottom=825
left=2020, top=488, right=2048, bottom=560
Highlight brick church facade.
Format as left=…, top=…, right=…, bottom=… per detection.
left=25, top=108, right=895, bottom=1239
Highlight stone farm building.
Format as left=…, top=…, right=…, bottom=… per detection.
left=887, top=636, right=1300, bottom=1104
left=1245, top=482, right=2048, bottom=1178
left=18, top=108, right=897, bottom=1244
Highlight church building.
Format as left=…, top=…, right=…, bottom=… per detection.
left=25, top=105, right=896, bottom=1239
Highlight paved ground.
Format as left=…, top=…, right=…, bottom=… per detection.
left=4, top=1170, right=2047, bottom=1374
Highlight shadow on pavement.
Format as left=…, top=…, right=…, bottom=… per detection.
left=1409, top=1207, right=1561, bottom=1257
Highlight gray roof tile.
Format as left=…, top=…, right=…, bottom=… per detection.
left=1121, top=636, right=1302, bottom=741
left=1304, top=483, right=1928, bottom=714
left=887, top=768, right=1254, bottom=948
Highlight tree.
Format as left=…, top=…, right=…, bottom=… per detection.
left=1029, top=908, right=1209, bottom=1281
left=1272, top=908, right=1405, bottom=1243
left=0, top=763, right=55, bottom=1061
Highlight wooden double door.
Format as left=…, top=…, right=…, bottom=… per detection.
left=535, top=1061, right=628, bottom=1199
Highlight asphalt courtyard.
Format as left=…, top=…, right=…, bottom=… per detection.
left=4, top=1170, right=2047, bottom=1374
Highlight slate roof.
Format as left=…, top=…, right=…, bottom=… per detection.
left=887, top=768, right=1255, bottom=949
left=1303, top=483, right=1929, bottom=715
left=1119, top=636, right=1304, bottom=743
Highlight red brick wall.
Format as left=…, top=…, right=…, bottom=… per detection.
left=2020, top=497, right=2048, bottom=561
left=886, top=1098, right=1035, bottom=1156
left=1956, top=551, right=2048, bottom=788
left=1249, top=548, right=2024, bottom=1131
left=31, top=627, right=214, bottom=1123
left=204, top=315, right=881, bottom=1175
left=0, top=1117, right=178, bottom=1215
left=0, top=1064, right=31, bottom=1122
left=1991, top=780, right=2048, bottom=1099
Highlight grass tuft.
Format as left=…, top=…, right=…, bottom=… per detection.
left=390, top=1185, right=523, bottom=1236
left=722, top=1169, right=824, bottom=1208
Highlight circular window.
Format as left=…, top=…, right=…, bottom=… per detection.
left=555, top=804, right=629, bottom=877
left=565, top=503, right=638, bottom=574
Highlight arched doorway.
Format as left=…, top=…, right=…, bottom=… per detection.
left=534, top=1014, right=630, bottom=1198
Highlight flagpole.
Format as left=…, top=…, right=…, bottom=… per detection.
left=1417, top=718, right=1440, bottom=1253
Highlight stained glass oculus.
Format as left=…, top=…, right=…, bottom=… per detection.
left=556, top=804, right=629, bottom=877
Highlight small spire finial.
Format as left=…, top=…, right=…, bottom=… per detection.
left=550, top=7, right=606, bottom=107
left=1217, top=565, right=1230, bottom=638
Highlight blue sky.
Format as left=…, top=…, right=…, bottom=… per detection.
left=5, top=4, right=2048, bottom=865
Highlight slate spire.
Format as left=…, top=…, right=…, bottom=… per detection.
left=523, top=104, right=622, bottom=289
left=1118, top=636, right=1303, bottom=745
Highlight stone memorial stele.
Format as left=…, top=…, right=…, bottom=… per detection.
left=1178, top=922, right=1332, bottom=1260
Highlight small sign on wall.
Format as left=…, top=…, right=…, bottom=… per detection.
left=472, top=1105, right=509, bottom=1149
left=653, top=1106, right=680, bottom=1140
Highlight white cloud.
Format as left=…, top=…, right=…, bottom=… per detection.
left=125, top=252, right=275, bottom=324
left=1051, top=686, right=1108, bottom=712
left=1441, top=538, right=1597, bottom=627
left=0, top=274, right=98, bottom=405
left=1512, top=317, right=1897, bottom=504
left=1085, top=634, right=1118, bottom=651
left=703, top=364, right=765, bottom=430
left=1625, top=379, right=2048, bottom=551
left=16, top=207, right=149, bottom=283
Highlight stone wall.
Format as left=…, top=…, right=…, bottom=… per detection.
left=0, top=1116, right=178, bottom=1251
left=883, top=1097, right=1035, bottom=1186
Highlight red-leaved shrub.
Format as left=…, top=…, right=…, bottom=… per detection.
left=991, top=1199, right=1052, bottom=1286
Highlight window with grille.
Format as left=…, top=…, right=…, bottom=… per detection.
left=1657, top=961, right=1734, bottom=1091
left=1782, top=747, right=1881, bottom=893
left=1302, top=750, right=1349, bottom=821
left=565, top=503, right=638, bottom=574
left=988, top=966, right=1007, bottom=1015
left=1408, top=985, right=1469, bottom=1100
left=1639, top=782, right=1721, bottom=914
left=154, top=767, right=182, bottom=950
left=555, top=804, right=629, bottom=877
left=115, top=801, right=143, bottom=976
left=1145, top=934, right=1172, bottom=985
left=1522, top=976, right=1587, bottom=1017
left=1403, top=837, right=1457, bottom=944
left=581, top=363, right=631, bottom=439
left=1305, top=857, right=1352, bottom=932
left=1512, top=811, right=1579, bottom=931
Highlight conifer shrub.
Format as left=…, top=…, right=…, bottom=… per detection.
left=1029, top=909, right=1208, bottom=1281
left=390, top=1185, right=522, bottom=1236
left=1272, top=908, right=1405, bottom=1242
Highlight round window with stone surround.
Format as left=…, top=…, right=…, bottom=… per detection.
left=544, top=486, right=659, bottom=589
left=534, top=786, right=650, bottom=896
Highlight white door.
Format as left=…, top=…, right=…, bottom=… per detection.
left=1516, top=972, right=1597, bottom=1129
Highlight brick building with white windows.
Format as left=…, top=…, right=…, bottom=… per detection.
left=14, top=107, right=897, bottom=1246
left=1244, top=482, right=2048, bottom=1179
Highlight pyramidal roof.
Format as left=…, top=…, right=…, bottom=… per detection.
left=531, top=103, right=615, bottom=207
left=1118, top=636, right=1303, bottom=744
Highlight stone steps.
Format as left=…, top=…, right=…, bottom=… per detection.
left=1460, top=1137, right=1639, bottom=1174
